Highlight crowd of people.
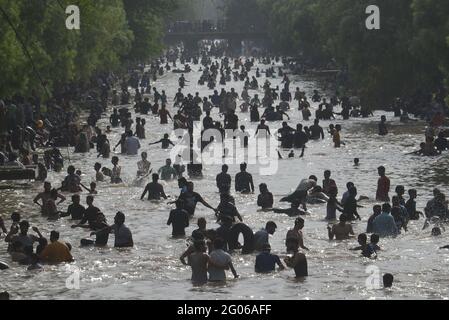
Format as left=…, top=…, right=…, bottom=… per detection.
left=1, top=42, right=449, bottom=298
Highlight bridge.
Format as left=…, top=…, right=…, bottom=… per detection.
left=164, top=20, right=269, bottom=52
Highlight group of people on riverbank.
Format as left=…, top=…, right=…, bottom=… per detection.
left=1, top=42, right=449, bottom=297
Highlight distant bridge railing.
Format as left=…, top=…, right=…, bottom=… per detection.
left=166, top=20, right=266, bottom=36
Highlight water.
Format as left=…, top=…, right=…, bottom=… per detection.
left=1, top=58, right=449, bottom=300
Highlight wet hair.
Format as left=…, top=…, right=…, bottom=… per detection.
left=432, top=227, right=442, bottom=236
left=358, top=233, right=368, bottom=244
left=383, top=273, right=394, bottom=288
left=19, top=220, right=30, bottom=229
left=370, top=234, right=380, bottom=244
left=115, top=211, right=126, bottom=223
left=346, top=182, right=355, bottom=189
left=382, top=203, right=392, bottom=213
left=72, top=194, right=80, bottom=202
left=266, top=221, right=277, bottom=230
left=395, top=185, right=405, bottom=194
left=408, top=189, right=417, bottom=196
left=50, top=231, right=60, bottom=241
left=295, top=217, right=305, bottom=227
left=11, top=212, right=21, bottom=222
left=348, top=186, right=357, bottom=196
left=309, top=175, right=318, bottom=182
left=86, top=195, right=94, bottom=203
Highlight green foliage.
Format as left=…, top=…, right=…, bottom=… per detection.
left=0, top=0, right=179, bottom=98
left=235, top=0, right=449, bottom=108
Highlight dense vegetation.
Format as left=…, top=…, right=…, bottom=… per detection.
left=225, top=0, right=449, bottom=108
left=0, top=0, right=179, bottom=98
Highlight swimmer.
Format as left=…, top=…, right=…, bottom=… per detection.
left=253, top=221, right=278, bottom=252
left=255, top=243, right=285, bottom=273
left=94, top=163, right=104, bottom=182
left=90, top=212, right=133, bottom=248
left=178, top=182, right=218, bottom=217
left=137, top=152, right=152, bottom=177
left=327, top=214, right=355, bottom=241
left=141, top=174, right=168, bottom=201
left=33, top=182, right=65, bottom=214
left=270, top=201, right=307, bottom=217
left=81, top=182, right=97, bottom=195
left=181, top=239, right=209, bottom=286
left=149, top=134, right=175, bottom=149
left=60, top=194, right=85, bottom=220
left=286, top=218, right=309, bottom=252
left=350, top=233, right=376, bottom=258
left=39, top=231, right=74, bottom=264
left=158, top=159, right=178, bottom=181
left=376, top=166, right=390, bottom=202
left=235, top=163, right=254, bottom=194
left=283, top=238, right=308, bottom=278
left=167, top=200, right=190, bottom=237
left=111, top=156, right=122, bottom=184
left=257, top=183, right=274, bottom=210
left=383, top=273, right=394, bottom=288
left=208, top=238, right=239, bottom=281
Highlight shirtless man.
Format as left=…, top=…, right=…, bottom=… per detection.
left=136, top=152, right=151, bottom=177
left=376, top=166, right=390, bottom=202
left=284, top=238, right=308, bottom=278
left=180, top=239, right=209, bottom=286
left=328, top=214, right=355, bottom=240
left=286, top=218, right=309, bottom=252
left=140, top=174, right=167, bottom=201
left=33, top=182, right=66, bottom=214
